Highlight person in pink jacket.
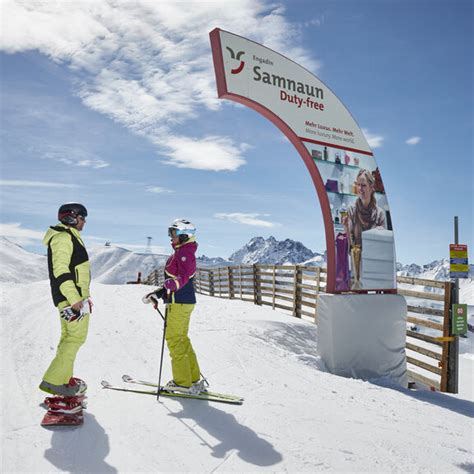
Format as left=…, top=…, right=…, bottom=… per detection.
left=145, top=219, right=204, bottom=394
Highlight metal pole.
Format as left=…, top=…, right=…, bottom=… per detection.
left=154, top=305, right=209, bottom=388
left=454, top=216, right=460, bottom=308
left=156, top=306, right=168, bottom=402
left=447, top=216, right=459, bottom=393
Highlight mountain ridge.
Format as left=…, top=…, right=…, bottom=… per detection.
left=1, top=236, right=472, bottom=288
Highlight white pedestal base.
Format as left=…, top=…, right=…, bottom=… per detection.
left=317, top=294, right=407, bottom=387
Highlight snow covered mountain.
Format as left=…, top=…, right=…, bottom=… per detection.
left=0, top=236, right=47, bottom=282
left=229, top=236, right=324, bottom=265
left=0, top=237, right=472, bottom=305
left=398, top=258, right=474, bottom=280
left=88, top=245, right=168, bottom=284
left=0, top=237, right=169, bottom=285
left=197, top=255, right=233, bottom=267
left=397, top=258, right=473, bottom=304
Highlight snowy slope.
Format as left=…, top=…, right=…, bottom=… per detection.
left=88, top=245, right=168, bottom=284
left=0, top=236, right=47, bottom=282
left=1, top=280, right=473, bottom=473
left=0, top=238, right=168, bottom=285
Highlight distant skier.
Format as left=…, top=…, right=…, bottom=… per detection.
left=144, top=219, right=204, bottom=394
left=39, top=203, right=91, bottom=397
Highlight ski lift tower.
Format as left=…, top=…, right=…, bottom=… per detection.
left=146, top=236, right=153, bottom=254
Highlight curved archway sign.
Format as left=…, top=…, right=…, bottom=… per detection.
left=210, top=28, right=396, bottom=294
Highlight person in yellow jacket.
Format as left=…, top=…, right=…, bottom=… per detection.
left=39, top=203, right=91, bottom=397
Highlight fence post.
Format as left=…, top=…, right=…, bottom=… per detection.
left=293, top=266, right=302, bottom=318
left=447, top=282, right=459, bottom=393
left=239, top=265, right=243, bottom=300
left=209, top=269, right=215, bottom=297
left=272, top=265, right=276, bottom=310
left=253, top=264, right=261, bottom=305
left=440, top=281, right=450, bottom=391
left=228, top=266, right=234, bottom=299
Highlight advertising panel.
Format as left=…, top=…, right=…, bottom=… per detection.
left=210, top=28, right=396, bottom=293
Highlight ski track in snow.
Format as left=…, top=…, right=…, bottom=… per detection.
left=1, top=281, right=473, bottom=473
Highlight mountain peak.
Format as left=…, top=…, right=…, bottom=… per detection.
left=229, top=236, right=319, bottom=265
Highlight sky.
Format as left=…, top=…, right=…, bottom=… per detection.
left=0, top=0, right=472, bottom=264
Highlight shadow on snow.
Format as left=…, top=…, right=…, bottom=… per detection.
left=44, top=412, right=117, bottom=473
left=167, top=399, right=283, bottom=468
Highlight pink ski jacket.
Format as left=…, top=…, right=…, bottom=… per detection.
left=163, top=239, right=197, bottom=304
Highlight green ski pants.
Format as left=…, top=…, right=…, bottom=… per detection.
left=165, top=303, right=200, bottom=387
left=43, top=313, right=90, bottom=386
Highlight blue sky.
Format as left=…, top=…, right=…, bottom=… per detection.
left=1, top=0, right=472, bottom=264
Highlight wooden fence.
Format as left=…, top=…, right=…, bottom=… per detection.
left=397, top=276, right=452, bottom=392
left=144, top=265, right=454, bottom=392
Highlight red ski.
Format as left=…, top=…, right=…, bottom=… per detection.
left=44, top=395, right=87, bottom=414
left=41, top=411, right=83, bottom=427
left=41, top=394, right=87, bottom=426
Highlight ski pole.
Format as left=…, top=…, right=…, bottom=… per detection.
left=156, top=305, right=168, bottom=402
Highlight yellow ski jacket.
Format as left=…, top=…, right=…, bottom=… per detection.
left=43, top=224, right=90, bottom=309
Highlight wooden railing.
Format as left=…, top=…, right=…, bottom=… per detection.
left=397, top=276, right=452, bottom=392
left=144, top=265, right=454, bottom=392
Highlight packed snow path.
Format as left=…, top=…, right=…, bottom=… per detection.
left=1, top=281, right=472, bottom=472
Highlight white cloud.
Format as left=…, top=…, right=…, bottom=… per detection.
left=362, top=128, right=384, bottom=149
left=0, top=180, right=79, bottom=188
left=161, top=136, right=247, bottom=171
left=1, top=1, right=319, bottom=172
left=303, top=18, right=323, bottom=28
left=406, top=136, right=421, bottom=145
left=215, top=212, right=279, bottom=227
left=146, top=186, right=172, bottom=194
left=0, top=223, right=44, bottom=244
left=38, top=145, right=109, bottom=169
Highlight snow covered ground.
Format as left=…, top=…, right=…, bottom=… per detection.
left=1, top=280, right=473, bottom=473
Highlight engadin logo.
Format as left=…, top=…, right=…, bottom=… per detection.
left=226, top=47, right=245, bottom=74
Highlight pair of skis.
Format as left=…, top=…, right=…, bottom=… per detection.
left=40, top=374, right=242, bottom=427
left=101, top=375, right=244, bottom=405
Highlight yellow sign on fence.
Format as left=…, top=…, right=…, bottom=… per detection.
left=449, top=244, right=469, bottom=278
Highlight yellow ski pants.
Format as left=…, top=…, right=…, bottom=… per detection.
left=43, top=313, right=90, bottom=386
left=165, top=303, right=200, bottom=387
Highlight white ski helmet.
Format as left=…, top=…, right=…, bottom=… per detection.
left=168, top=219, right=196, bottom=241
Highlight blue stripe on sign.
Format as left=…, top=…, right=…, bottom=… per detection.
left=450, top=272, right=469, bottom=278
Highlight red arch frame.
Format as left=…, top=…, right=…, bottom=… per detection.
left=210, top=28, right=338, bottom=293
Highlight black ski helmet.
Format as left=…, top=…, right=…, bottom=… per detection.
left=58, top=203, right=88, bottom=226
